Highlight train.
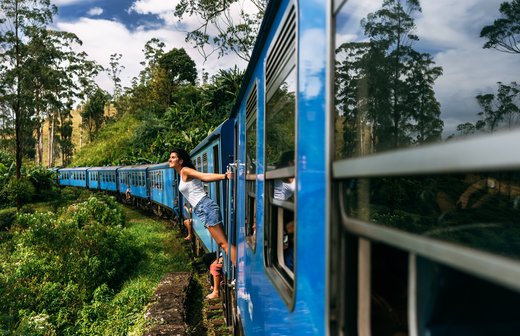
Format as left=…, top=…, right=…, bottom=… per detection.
left=56, top=0, right=520, bottom=334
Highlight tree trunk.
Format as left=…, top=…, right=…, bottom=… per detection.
left=36, top=124, right=43, bottom=165
left=48, top=112, right=55, bottom=167
left=79, top=114, right=83, bottom=148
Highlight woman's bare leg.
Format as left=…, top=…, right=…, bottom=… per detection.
left=207, top=223, right=236, bottom=266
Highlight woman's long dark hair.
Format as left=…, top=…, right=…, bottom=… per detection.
left=170, top=147, right=195, bottom=169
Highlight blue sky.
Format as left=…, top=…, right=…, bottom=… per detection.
left=56, top=0, right=163, bottom=29
left=51, top=0, right=249, bottom=94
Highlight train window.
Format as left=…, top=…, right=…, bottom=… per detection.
left=212, top=145, right=221, bottom=206
left=342, top=172, right=520, bottom=260
left=332, top=1, right=520, bottom=334
left=264, top=3, right=296, bottom=306
left=245, top=82, right=258, bottom=250
left=202, top=153, right=208, bottom=173
left=159, top=171, right=163, bottom=190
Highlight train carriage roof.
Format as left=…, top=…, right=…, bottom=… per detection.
left=117, top=164, right=157, bottom=171
left=190, top=119, right=234, bottom=156
left=59, top=167, right=90, bottom=171
left=87, top=166, right=122, bottom=171
left=146, top=162, right=170, bottom=170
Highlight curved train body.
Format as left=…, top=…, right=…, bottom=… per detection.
left=57, top=0, right=520, bottom=334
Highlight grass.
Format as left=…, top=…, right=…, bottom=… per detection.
left=98, top=206, right=192, bottom=335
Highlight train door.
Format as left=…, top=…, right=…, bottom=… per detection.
left=263, top=3, right=297, bottom=307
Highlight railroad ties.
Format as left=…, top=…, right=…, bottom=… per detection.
left=144, top=272, right=191, bottom=335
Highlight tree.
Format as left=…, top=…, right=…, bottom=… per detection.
left=480, top=0, right=520, bottom=54
left=335, top=0, right=443, bottom=156
left=453, top=1, right=520, bottom=137
left=137, top=38, right=165, bottom=86
left=81, top=88, right=109, bottom=142
left=158, top=48, right=197, bottom=86
left=23, top=29, right=87, bottom=166
left=149, top=48, right=198, bottom=109
left=174, top=0, right=267, bottom=61
left=0, top=0, right=57, bottom=180
left=475, top=82, right=520, bottom=131
left=108, top=53, right=124, bottom=101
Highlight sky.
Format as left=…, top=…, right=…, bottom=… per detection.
left=51, top=0, right=250, bottom=94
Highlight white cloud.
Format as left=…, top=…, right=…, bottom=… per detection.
left=129, top=0, right=178, bottom=14
left=413, top=0, right=517, bottom=135
left=52, top=0, right=96, bottom=6
left=53, top=16, right=246, bottom=96
left=87, top=7, right=103, bottom=16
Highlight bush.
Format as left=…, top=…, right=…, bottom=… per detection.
left=26, top=166, right=59, bottom=202
left=4, top=177, right=35, bottom=206
left=14, top=312, right=57, bottom=336
left=0, top=208, right=17, bottom=231
left=1, top=195, right=143, bottom=334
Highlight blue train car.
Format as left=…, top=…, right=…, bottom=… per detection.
left=227, top=0, right=328, bottom=334
left=88, top=167, right=119, bottom=192
left=58, top=167, right=89, bottom=188
left=188, top=119, right=234, bottom=254
left=117, top=165, right=149, bottom=199
left=147, top=162, right=179, bottom=215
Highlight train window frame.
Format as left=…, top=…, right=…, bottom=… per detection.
left=262, top=2, right=297, bottom=309
left=245, top=81, right=258, bottom=252
left=329, top=2, right=520, bottom=331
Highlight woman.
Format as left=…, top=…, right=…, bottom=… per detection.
left=169, top=148, right=236, bottom=265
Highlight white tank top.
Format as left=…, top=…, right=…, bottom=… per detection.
left=179, top=178, right=206, bottom=207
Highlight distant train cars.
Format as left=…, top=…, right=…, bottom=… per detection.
left=58, top=167, right=88, bottom=188
left=88, top=166, right=119, bottom=191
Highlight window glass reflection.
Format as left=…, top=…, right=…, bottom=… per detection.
left=334, top=0, right=520, bottom=160
left=266, top=67, right=296, bottom=171
left=343, top=172, right=520, bottom=259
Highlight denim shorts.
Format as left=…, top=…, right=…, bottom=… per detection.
left=193, top=196, right=222, bottom=228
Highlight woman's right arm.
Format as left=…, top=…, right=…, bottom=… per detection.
left=182, top=167, right=230, bottom=182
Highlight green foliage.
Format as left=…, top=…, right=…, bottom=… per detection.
left=0, top=208, right=17, bottom=231
left=0, top=197, right=192, bottom=335
left=71, top=114, right=141, bottom=166
left=174, top=0, right=267, bottom=61
left=81, top=87, right=110, bottom=142
left=73, top=64, right=243, bottom=165
left=4, top=176, right=35, bottom=205
left=0, top=196, right=142, bottom=334
left=14, top=312, right=58, bottom=336
left=480, top=0, right=520, bottom=54
left=26, top=165, right=59, bottom=201
left=158, top=48, right=197, bottom=85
